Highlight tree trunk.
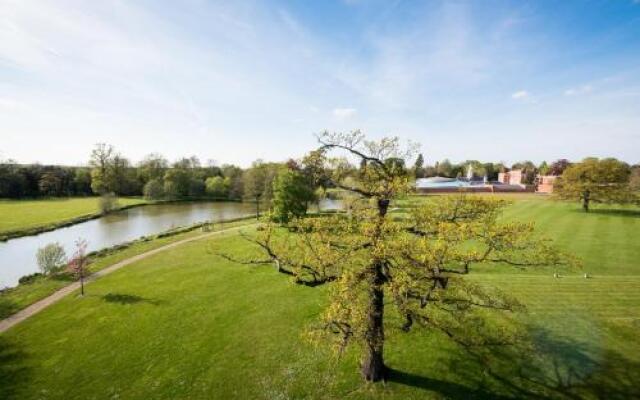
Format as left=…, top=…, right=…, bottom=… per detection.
left=361, top=197, right=391, bottom=382
left=361, top=265, right=386, bottom=382
left=582, top=190, right=590, bottom=212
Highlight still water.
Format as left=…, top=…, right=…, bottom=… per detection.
left=0, top=202, right=256, bottom=288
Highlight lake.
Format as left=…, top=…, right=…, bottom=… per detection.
left=0, top=199, right=343, bottom=288
left=0, top=202, right=256, bottom=288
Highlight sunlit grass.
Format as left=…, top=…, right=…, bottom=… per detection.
left=0, top=197, right=148, bottom=235
left=1, top=197, right=639, bottom=399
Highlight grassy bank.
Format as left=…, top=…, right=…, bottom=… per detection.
left=0, top=217, right=257, bottom=319
left=1, top=197, right=639, bottom=399
left=0, top=197, right=149, bottom=241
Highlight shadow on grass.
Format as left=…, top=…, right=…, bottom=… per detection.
left=388, top=327, right=640, bottom=400
left=573, top=208, right=640, bottom=218
left=101, top=292, right=163, bottom=306
left=386, top=368, right=514, bottom=400
left=0, top=336, right=30, bottom=400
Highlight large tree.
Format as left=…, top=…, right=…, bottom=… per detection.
left=89, top=143, right=115, bottom=194
left=554, top=157, right=635, bottom=212
left=221, top=131, right=573, bottom=382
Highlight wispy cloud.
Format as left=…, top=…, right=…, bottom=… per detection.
left=333, top=108, right=357, bottom=119
left=1, top=1, right=639, bottom=165
left=564, top=85, right=593, bottom=96
left=511, top=90, right=529, bottom=99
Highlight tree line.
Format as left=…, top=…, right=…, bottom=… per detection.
left=2, top=145, right=638, bottom=212
left=0, top=144, right=311, bottom=205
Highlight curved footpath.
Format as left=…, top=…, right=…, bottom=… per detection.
left=0, top=224, right=253, bottom=334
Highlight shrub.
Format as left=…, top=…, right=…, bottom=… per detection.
left=19, top=272, right=43, bottom=285
left=143, top=178, right=165, bottom=200
left=99, top=193, right=119, bottom=214
left=36, top=242, right=67, bottom=275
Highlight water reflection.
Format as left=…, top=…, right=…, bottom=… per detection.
left=0, top=202, right=254, bottom=287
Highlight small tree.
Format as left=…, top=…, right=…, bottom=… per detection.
left=99, top=193, right=119, bottom=214
left=413, top=153, right=425, bottom=178
left=271, top=168, right=316, bottom=223
left=143, top=178, right=165, bottom=200
left=221, top=131, right=574, bottom=382
left=36, top=242, right=67, bottom=275
left=554, top=157, right=635, bottom=212
left=68, top=239, right=89, bottom=296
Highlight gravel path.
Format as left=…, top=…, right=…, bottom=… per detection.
left=0, top=224, right=251, bottom=333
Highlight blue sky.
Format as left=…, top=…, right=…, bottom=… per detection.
left=1, top=0, right=639, bottom=166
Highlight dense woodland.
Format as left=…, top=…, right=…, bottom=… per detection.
left=1, top=144, right=638, bottom=201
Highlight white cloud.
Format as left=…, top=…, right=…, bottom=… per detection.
left=564, top=85, right=593, bottom=96
left=511, top=90, right=529, bottom=99
left=332, top=108, right=357, bottom=119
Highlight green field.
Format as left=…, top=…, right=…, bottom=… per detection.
left=0, top=218, right=256, bottom=319
left=0, top=197, right=148, bottom=237
left=1, top=197, right=639, bottom=399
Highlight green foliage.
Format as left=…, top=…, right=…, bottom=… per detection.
left=538, top=161, right=550, bottom=175
left=188, top=177, right=206, bottom=197
left=163, top=169, right=191, bottom=199
left=143, top=178, right=165, bottom=200
left=38, top=171, right=63, bottom=196
left=271, top=169, right=316, bottom=223
left=554, top=157, right=635, bottom=211
left=628, top=165, right=640, bottom=191
left=243, top=161, right=278, bottom=202
left=99, top=193, right=119, bottom=214
left=205, top=176, right=230, bottom=198
left=35, top=242, right=67, bottom=275
left=511, top=160, right=537, bottom=184
left=137, top=153, right=168, bottom=184
left=229, top=132, right=574, bottom=381
left=252, top=195, right=574, bottom=353
left=73, top=168, right=93, bottom=195
left=89, top=143, right=115, bottom=194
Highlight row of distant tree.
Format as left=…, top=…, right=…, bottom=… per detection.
left=0, top=144, right=293, bottom=203
left=0, top=143, right=321, bottom=222
left=1, top=146, right=638, bottom=204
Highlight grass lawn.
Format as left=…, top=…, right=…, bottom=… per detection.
left=0, top=218, right=256, bottom=319
left=0, top=197, right=148, bottom=236
left=1, top=196, right=639, bottom=399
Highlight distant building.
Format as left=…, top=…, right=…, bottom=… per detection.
left=536, top=175, right=558, bottom=194
left=415, top=175, right=534, bottom=194
left=498, top=169, right=524, bottom=185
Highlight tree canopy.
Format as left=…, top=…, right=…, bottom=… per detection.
left=554, top=157, right=636, bottom=212
left=221, top=130, right=575, bottom=382
left=271, top=168, right=316, bottom=223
